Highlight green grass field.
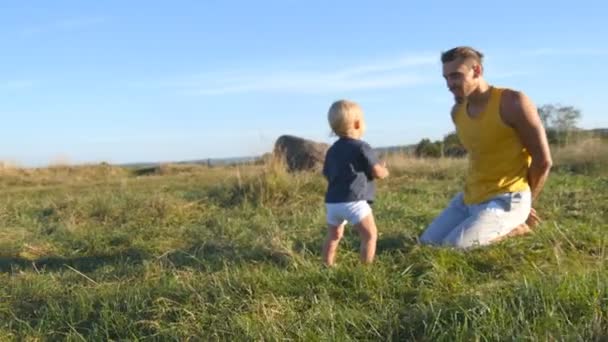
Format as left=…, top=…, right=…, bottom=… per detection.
left=0, top=141, right=607, bottom=341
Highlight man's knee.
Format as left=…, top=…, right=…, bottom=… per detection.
left=448, top=238, right=484, bottom=249
left=419, top=229, right=436, bottom=245
left=419, top=193, right=468, bottom=245
left=444, top=227, right=498, bottom=249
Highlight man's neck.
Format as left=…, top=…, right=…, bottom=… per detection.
left=467, top=81, right=491, bottom=105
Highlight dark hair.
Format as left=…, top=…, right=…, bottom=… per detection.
left=441, top=46, right=484, bottom=64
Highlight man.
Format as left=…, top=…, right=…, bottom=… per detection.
left=419, top=46, right=552, bottom=248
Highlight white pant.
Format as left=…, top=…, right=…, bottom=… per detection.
left=420, top=191, right=531, bottom=248
left=326, top=201, right=372, bottom=226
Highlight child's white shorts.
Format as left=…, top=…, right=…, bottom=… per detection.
left=325, top=200, right=372, bottom=226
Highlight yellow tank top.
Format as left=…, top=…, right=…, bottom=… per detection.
left=454, top=87, right=531, bottom=204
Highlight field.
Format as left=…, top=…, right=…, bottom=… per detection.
left=0, top=139, right=607, bottom=341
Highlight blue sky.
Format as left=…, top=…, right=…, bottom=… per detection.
left=1, top=0, right=607, bottom=166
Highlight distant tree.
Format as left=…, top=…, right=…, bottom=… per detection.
left=537, top=104, right=554, bottom=129
left=552, top=105, right=582, bottom=132
left=537, top=104, right=582, bottom=145
left=442, top=131, right=467, bottom=157
left=415, top=138, right=442, bottom=158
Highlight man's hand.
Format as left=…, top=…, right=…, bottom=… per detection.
left=500, top=90, right=553, bottom=202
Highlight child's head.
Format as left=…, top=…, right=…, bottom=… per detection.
left=327, top=100, right=366, bottom=139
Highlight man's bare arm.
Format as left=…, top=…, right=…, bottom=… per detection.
left=501, top=89, right=553, bottom=202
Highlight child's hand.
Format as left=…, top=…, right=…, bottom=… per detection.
left=382, top=161, right=389, bottom=178
left=372, top=162, right=389, bottom=179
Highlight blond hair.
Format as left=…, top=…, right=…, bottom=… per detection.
left=327, top=100, right=365, bottom=138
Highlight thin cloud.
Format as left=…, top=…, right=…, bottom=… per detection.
left=491, top=70, right=533, bottom=79
left=0, top=80, right=37, bottom=90
left=521, top=48, right=608, bottom=57
left=21, top=16, right=108, bottom=36
left=153, top=53, right=440, bottom=95
left=195, top=72, right=431, bottom=95
left=56, top=17, right=107, bottom=30
left=334, top=55, right=437, bottom=78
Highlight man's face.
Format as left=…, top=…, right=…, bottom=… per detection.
left=442, top=58, right=479, bottom=104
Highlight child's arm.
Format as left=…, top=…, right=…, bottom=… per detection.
left=371, top=161, right=389, bottom=179
left=361, top=143, right=389, bottom=180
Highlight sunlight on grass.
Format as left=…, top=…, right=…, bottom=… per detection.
left=0, top=143, right=607, bottom=339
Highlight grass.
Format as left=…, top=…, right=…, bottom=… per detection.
left=0, top=141, right=607, bottom=340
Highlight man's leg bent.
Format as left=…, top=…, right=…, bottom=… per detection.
left=442, top=192, right=531, bottom=248
left=420, top=192, right=469, bottom=245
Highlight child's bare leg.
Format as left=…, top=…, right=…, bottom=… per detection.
left=322, top=222, right=345, bottom=266
left=355, top=214, right=378, bottom=264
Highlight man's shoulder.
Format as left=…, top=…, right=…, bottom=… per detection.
left=499, top=87, right=528, bottom=110
left=498, top=87, right=533, bottom=127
